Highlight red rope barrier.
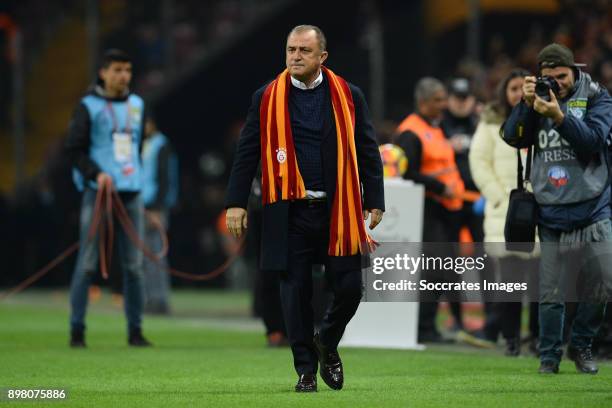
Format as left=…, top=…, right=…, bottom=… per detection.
left=0, top=181, right=244, bottom=301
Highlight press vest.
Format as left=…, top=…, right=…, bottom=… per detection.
left=397, top=113, right=464, bottom=210
left=73, top=93, right=144, bottom=192
left=141, top=132, right=179, bottom=208
left=531, top=72, right=608, bottom=205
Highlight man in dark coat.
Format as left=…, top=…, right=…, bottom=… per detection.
left=225, top=25, right=384, bottom=392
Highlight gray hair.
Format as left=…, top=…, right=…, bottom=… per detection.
left=287, top=25, right=327, bottom=52
left=414, top=77, right=445, bottom=105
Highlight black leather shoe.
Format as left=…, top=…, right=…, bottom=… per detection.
left=567, top=345, right=598, bottom=374
left=538, top=360, right=559, bottom=374
left=128, top=328, right=152, bottom=347
left=295, top=374, right=317, bottom=392
left=70, top=330, right=86, bottom=348
left=313, top=333, right=343, bottom=390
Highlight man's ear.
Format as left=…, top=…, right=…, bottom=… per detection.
left=571, top=67, right=579, bottom=84
left=320, top=51, right=328, bottom=65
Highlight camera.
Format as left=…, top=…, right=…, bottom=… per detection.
left=535, top=76, right=560, bottom=101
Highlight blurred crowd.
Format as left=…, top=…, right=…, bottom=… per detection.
left=0, top=0, right=281, bottom=126
left=457, top=0, right=611, bottom=103
left=112, top=0, right=282, bottom=95
left=0, top=0, right=78, bottom=126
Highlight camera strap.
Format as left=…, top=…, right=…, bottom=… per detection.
left=516, top=146, right=533, bottom=192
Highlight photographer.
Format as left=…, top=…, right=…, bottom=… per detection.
left=502, top=44, right=612, bottom=374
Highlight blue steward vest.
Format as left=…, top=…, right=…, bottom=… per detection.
left=73, top=93, right=145, bottom=192
left=141, top=132, right=179, bottom=208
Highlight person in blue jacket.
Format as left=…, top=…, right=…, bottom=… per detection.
left=502, top=43, right=612, bottom=374
left=141, top=116, right=178, bottom=314
left=65, top=49, right=151, bottom=347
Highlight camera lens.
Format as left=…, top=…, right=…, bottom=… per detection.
left=535, top=76, right=559, bottom=101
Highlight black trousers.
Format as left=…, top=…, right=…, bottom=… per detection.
left=418, top=199, right=463, bottom=336
left=280, top=200, right=362, bottom=375
left=484, top=256, right=540, bottom=341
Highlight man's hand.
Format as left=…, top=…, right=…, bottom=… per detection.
left=226, top=207, right=248, bottom=238
left=523, top=76, right=536, bottom=107
left=146, top=209, right=163, bottom=229
left=449, top=134, right=470, bottom=154
left=96, top=172, right=113, bottom=188
left=363, top=209, right=383, bottom=230
left=534, top=90, right=564, bottom=125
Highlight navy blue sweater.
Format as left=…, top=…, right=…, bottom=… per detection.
left=288, top=78, right=328, bottom=191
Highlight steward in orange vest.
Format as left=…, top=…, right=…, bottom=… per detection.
left=394, top=77, right=466, bottom=343
left=396, top=113, right=464, bottom=211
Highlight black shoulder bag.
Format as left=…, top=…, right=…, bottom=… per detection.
left=504, top=147, right=538, bottom=252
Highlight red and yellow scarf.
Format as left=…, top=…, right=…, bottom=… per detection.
left=259, top=66, right=375, bottom=256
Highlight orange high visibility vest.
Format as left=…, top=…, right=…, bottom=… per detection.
left=397, top=113, right=464, bottom=211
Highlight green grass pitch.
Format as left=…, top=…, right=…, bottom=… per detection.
left=1, top=290, right=611, bottom=407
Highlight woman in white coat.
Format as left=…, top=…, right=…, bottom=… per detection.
left=469, top=69, right=539, bottom=356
